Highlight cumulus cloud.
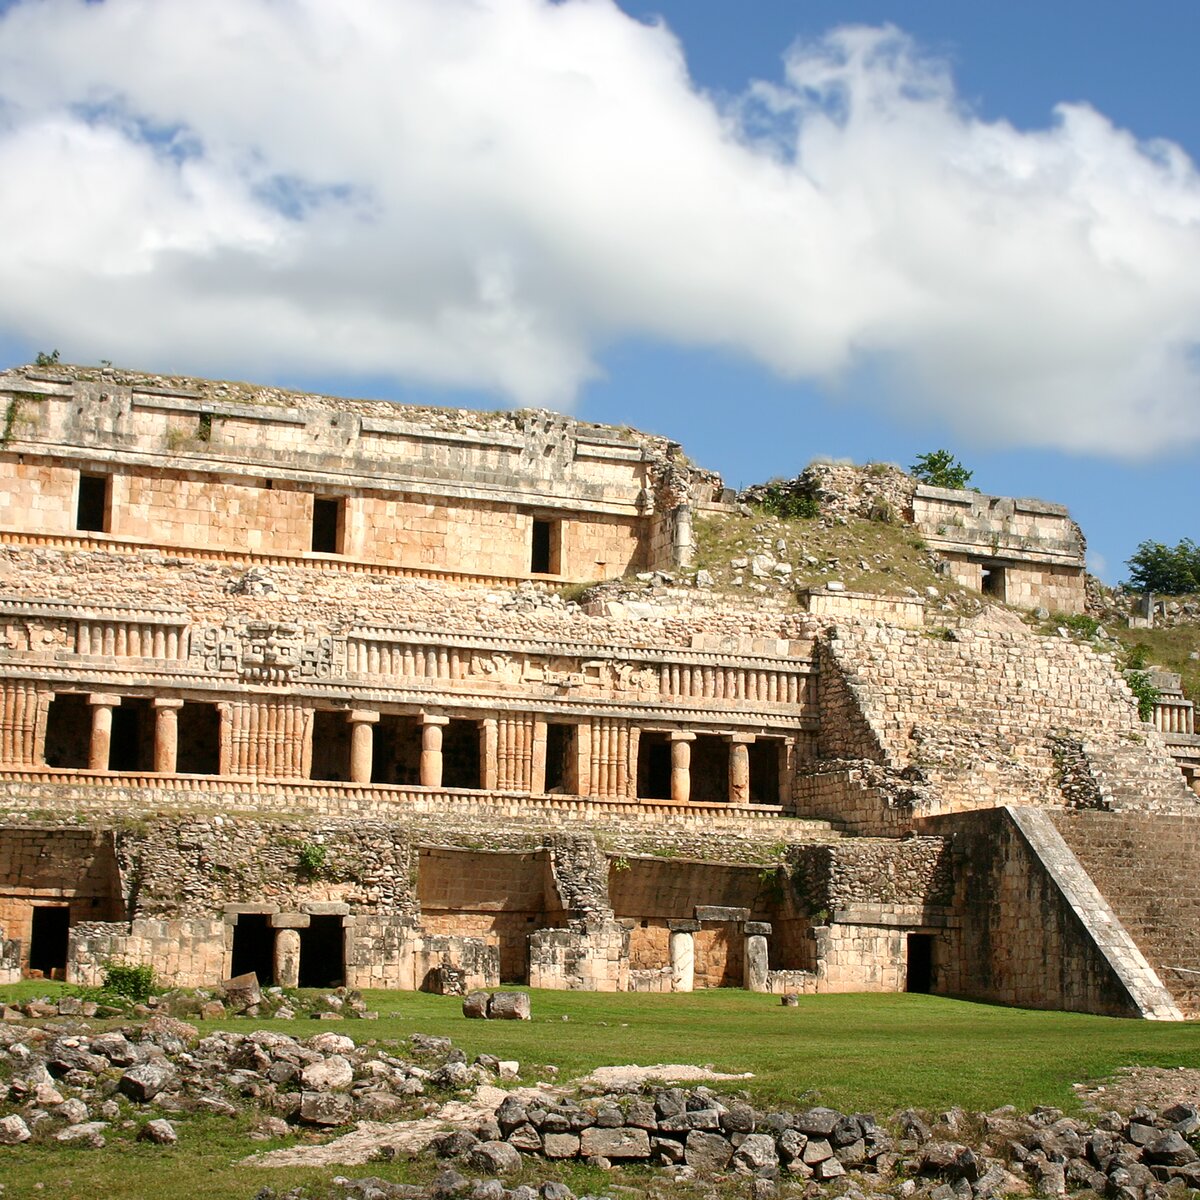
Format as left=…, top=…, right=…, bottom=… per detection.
left=1, top=0, right=1199, bottom=455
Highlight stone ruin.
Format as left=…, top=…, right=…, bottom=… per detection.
left=0, top=362, right=1196, bottom=1018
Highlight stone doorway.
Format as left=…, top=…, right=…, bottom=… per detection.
left=230, top=914, right=275, bottom=985
left=906, top=933, right=934, bottom=993
left=28, top=905, right=69, bottom=977
left=544, top=723, right=578, bottom=793
left=310, top=711, right=351, bottom=781
left=177, top=702, right=221, bottom=775
left=636, top=732, right=672, bottom=800
left=43, top=694, right=91, bottom=769
left=109, top=698, right=153, bottom=771
left=299, top=915, right=345, bottom=987
left=371, top=715, right=422, bottom=785
left=442, top=719, right=481, bottom=789
left=749, top=739, right=781, bottom=804
left=690, top=734, right=730, bottom=802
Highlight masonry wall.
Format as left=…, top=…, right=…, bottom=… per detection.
left=0, top=827, right=123, bottom=972
left=926, top=809, right=1145, bottom=1016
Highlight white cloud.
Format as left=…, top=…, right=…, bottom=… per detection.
left=1, top=0, right=1199, bottom=455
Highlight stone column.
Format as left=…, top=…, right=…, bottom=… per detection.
left=669, top=920, right=699, bottom=992
left=419, top=713, right=448, bottom=788
left=482, top=718, right=498, bottom=791
left=669, top=731, right=695, bottom=803
left=152, top=698, right=184, bottom=774
left=744, top=921, right=771, bottom=992
left=273, top=928, right=301, bottom=989
left=728, top=734, right=753, bottom=804
left=88, top=693, right=120, bottom=771
left=347, top=709, right=379, bottom=784
left=530, top=718, right=548, bottom=795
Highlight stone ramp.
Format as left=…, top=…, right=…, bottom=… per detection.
left=1051, top=810, right=1200, bottom=1015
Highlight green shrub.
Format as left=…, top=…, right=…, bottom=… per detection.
left=102, top=961, right=156, bottom=1002
left=909, top=449, right=973, bottom=490
left=298, top=842, right=327, bottom=875
left=755, top=485, right=819, bottom=520
left=1060, top=613, right=1100, bottom=639
left=34, top=349, right=60, bottom=367
left=1125, top=669, right=1160, bottom=722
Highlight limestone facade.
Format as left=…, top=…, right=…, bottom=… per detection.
left=0, top=364, right=1194, bottom=1017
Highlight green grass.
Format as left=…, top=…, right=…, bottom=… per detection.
left=1111, top=624, right=1200, bottom=702
left=2, top=987, right=1199, bottom=1199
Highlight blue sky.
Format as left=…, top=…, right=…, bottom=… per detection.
left=1, top=0, right=1197, bottom=583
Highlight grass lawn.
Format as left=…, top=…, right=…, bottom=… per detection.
left=2, top=987, right=1199, bottom=1199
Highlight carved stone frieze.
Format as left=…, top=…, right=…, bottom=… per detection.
left=190, top=622, right=343, bottom=683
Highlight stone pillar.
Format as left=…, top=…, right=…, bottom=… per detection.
left=670, top=731, right=695, bottom=803
left=744, top=921, right=771, bottom=992
left=273, top=928, right=301, bottom=989
left=669, top=920, right=699, bottom=992
left=530, top=718, right=548, bottom=795
left=728, top=734, right=753, bottom=804
left=152, top=698, right=184, bottom=774
left=419, top=713, right=448, bottom=788
left=88, top=694, right=120, bottom=771
left=673, top=502, right=694, bottom=569
left=347, top=709, right=379, bottom=784
left=482, top=717, right=498, bottom=791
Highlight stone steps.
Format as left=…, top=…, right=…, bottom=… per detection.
left=1082, top=743, right=1197, bottom=812
left=1051, top=810, right=1200, bottom=1014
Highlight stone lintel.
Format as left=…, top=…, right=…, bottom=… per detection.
left=667, top=919, right=701, bottom=933
left=301, top=902, right=351, bottom=917
left=270, top=912, right=311, bottom=929
left=347, top=709, right=380, bottom=724
left=152, top=697, right=185, bottom=710
left=224, top=903, right=280, bottom=919
left=420, top=711, right=450, bottom=726
left=89, top=693, right=122, bottom=707
left=744, top=921, right=773, bottom=936
left=694, top=905, right=750, bottom=923
left=669, top=730, right=696, bottom=742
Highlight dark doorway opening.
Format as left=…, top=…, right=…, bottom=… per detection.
left=77, top=473, right=109, bottom=533
left=544, top=723, right=577, bottom=793
left=230, top=914, right=274, bottom=985
left=530, top=518, right=556, bottom=574
left=109, top=698, right=153, bottom=772
left=691, top=734, right=730, bottom=803
left=371, top=715, right=422, bottom=785
left=981, top=563, right=1006, bottom=600
left=28, top=905, right=70, bottom=977
left=749, top=740, right=781, bottom=804
left=636, top=731, right=672, bottom=800
left=442, top=719, right=481, bottom=789
left=299, top=916, right=344, bottom=988
left=177, top=702, right=221, bottom=774
left=310, top=710, right=350, bottom=781
left=43, top=694, right=91, bottom=769
left=906, top=933, right=934, bottom=993
left=311, top=497, right=341, bottom=554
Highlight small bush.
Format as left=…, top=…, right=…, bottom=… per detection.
left=298, top=842, right=327, bottom=875
left=755, top=485, right=819, bottom=520
left=1125, top=669, right=1160, bottom=722
left=102, top=961, right=156, bottom=1002
left=910, top=449, right=973, bottom=490
left=1060, top=613, right=1100, bottom=639
left=34, top=349, right=60, bottom=367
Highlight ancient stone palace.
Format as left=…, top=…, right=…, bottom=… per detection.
left=0, top=363, right=1196, bottom=1018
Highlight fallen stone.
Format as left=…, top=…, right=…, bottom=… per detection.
left=684, top=1130, right=733, bottom=1172
left=55, top=1121, right=107, bottom=1147
left=0, top=1113, right=31, bottom=1143
left=221, top=972, right=262, bottom=1010
left=301, top=1054, right=354, bottom=1091
left=487, top=992, right=531, bottom=1021
left=733, top=1133, right=780, bottom=1173
left=138, top=1118, right=179, bottom=1145
left=466, top=1140, right=523, bottom=1175
left=543, top=1132, right=581, bottom=1159
left=119, top=1061, right=176, bottom=1102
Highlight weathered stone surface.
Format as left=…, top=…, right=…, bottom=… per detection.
left=119, top=1061, right=176, bottom=1102
left=0, top=1113, right=31, bottom=1143
left=542, top=1132, right=581, bottom=1159
left=487, top=992, right=531, bottom=1021
left=467, top=1140, right=523, bottom=1174
left=56, top=1121, right=107, bottom=1147
left=298, top=1090, right=354, bottom=1125
left=138, top=1118, right=178, bottom=1145
left=579, top=1126, right=650, bottom=1159
left=733, top=1133, right=779, bottom=1173
left=684, top=1130, right=733, bottom=1172
left=300, top=1054, right=354, bottom=1091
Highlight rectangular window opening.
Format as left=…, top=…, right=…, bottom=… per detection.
left=530, top=517, right=558, bottom=575
left=545, top=723, right=578, bottom=793
left=230, top=913, right=275, bottom=985
left=311, top=497, right=342, bottom=554
left=310, top=710, right=351, bottom=781
left=177, top=702, right=221, bottom=775
left=43, top=694, right=91, bottom=769
left=76, top=473, right=109, bottom=533
left=981, top=564, right=1006, bottom=600
left=299, top=915, right=345, bottom=988
left=635, top=731, right=672, bottom=800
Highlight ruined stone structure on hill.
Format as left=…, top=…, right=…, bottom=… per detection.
left=0, top=364, right=1195, bottom=1018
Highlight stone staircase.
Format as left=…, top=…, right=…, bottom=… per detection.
left=1050, top=810, right=1200, bottom=1014
left=1081, top=742, right=1199, bottom=813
